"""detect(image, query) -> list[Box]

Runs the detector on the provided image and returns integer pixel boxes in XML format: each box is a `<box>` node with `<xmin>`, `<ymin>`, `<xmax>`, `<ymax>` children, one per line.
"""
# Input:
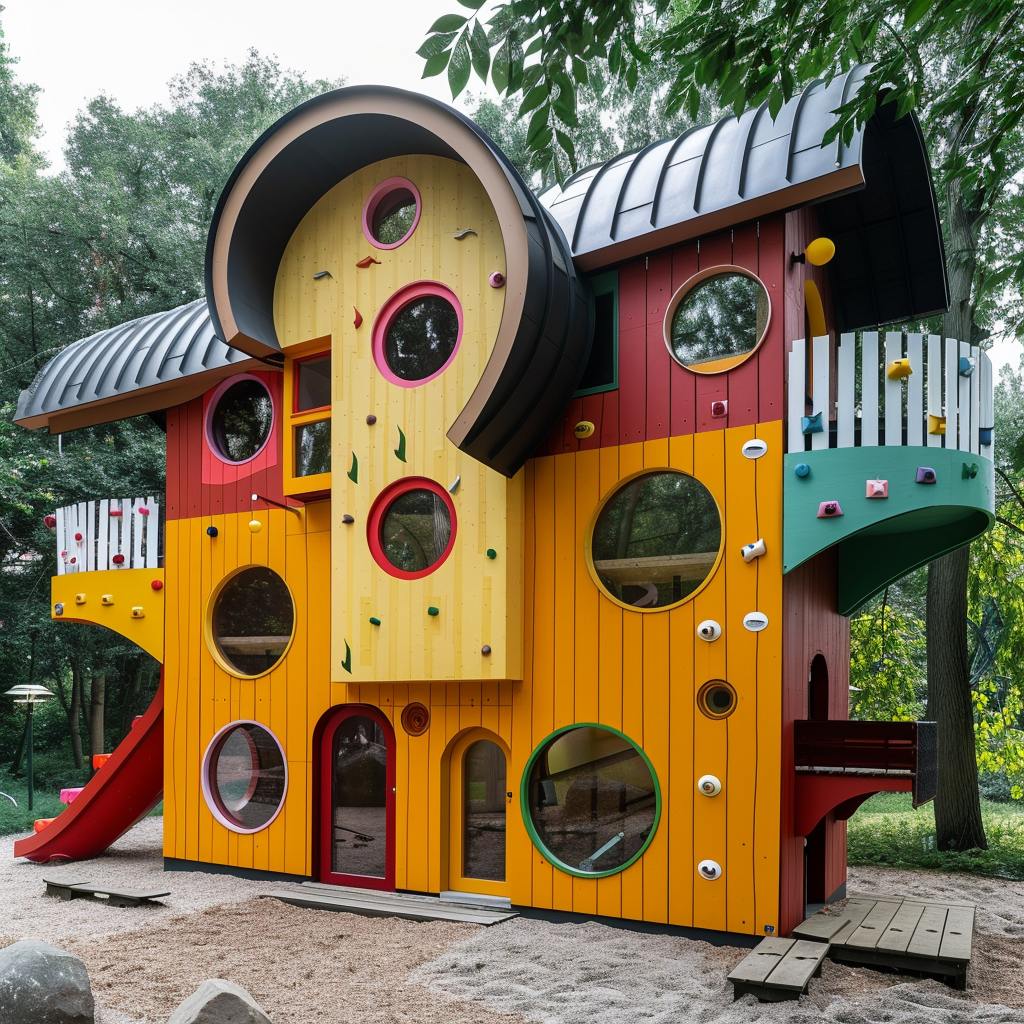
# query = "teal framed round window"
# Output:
<box><xmin>521</xmin><ymin>724</ymin><xmax>661</xmax><ymax>878</ymax></box>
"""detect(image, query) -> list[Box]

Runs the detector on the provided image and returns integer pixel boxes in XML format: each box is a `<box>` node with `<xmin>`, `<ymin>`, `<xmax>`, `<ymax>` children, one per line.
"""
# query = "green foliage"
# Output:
<box><xmin>848</xmin><ymin>792</ymin><xmax>1024</xmax><ymax>878</ymax></box>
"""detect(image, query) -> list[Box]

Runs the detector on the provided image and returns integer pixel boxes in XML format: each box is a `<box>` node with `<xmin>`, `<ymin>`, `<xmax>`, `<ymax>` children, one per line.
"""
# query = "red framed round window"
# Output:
<box><xmin>362</xmin><ymin>176</ymin><xmax>421</xmax><ymax>250</ymax></box>
<box><xmin>372</xmin><ymin>282</ymin><xmax>463</xmax><ymax>387</ymax></box>
<box><xmin>367</xmin><ymin>478</ymin><xmax>457</xmax><ymax>579</ymax></box>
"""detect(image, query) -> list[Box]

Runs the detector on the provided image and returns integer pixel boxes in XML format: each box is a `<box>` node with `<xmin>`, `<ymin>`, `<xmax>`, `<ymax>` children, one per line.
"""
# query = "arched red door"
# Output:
<box><xmin>318</xmin><ymin>705</ymin><xmax>396</xmax><ymax>890</ymax></box>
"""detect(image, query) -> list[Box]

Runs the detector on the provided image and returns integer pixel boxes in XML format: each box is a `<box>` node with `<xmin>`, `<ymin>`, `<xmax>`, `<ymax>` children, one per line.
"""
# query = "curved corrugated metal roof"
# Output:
<box><xmin>15</xmin><ymin>299</ymin><xmax>258</xmax><ymax>431</ymax></box>
<box><xmin>538</xmin><ymin>67</ymin><xmax>949</xmax><ymax>331</ymax></box>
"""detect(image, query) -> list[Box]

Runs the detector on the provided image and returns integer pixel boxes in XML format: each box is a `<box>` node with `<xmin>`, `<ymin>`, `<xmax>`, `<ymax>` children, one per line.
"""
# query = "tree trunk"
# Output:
<box><xmin>926</xmin><ymin>546</ymin><xmax>987</xmax><ymax>849</ymax></box>
<box><xmin>89</xmin><ymin>672</ymin><xmax>106</xmax><ymax>763</ymax></box>
<box><xmin>68</xmin><ymin>658</ymin><xmax>84</xmax><ymax>770</ymax></box>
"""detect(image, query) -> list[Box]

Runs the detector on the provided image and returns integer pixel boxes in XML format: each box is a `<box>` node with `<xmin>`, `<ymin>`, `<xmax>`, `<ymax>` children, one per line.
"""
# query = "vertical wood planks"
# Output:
<box><xmin>836</xmin><ymin>334</ymin><xmax>855</xmax><ymax>449</ymax></box>
<box><xmin>884</xmin><ymin>333</ymin><xmax>903</xmax><ymax>447</ymax></box>
<box><xmin>970</xmin><ymin>345</ymin><xmax>981</xmax><ymax>455</ymax></box>
<box><xmin>787</xmin><ymin>340</ymin><xmax>805</xmax><ymax>453</ymax></box>
<box><xmin>906</xmin><ymin>334</ymin><xmax>923</xmax><ymax>447</ymax></box>
<box><xmin>861</xmin><ymin>332</ymin><xmax>878</xmax><ymax>446</ymax></box>
<box><xmin>979</xmin><ymin>350</ymin><xmax>993</xmax><ymax>452</ymax></box>
<box><xmin>958</xmin><ymin>340</ymin><xmax>972</xmax><ymax>453</ymax></box>
<box><xmin>927</xmin><ymin>335</ymin><xmax>943</xmax><ymax>449</ymax></box>
<box><xmin>810</xmin><ymin>335</ymin><xmax>830</xmax><ymax>451</ymax></box>
<box><xmin>944</xmin><ymin>336</ymin><xmax>958</xmax><ymax>448</ymax></box>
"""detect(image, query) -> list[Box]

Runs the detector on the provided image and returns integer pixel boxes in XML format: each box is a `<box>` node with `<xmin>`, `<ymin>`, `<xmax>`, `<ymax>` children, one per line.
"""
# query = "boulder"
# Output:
<box><xmin>166</xmin><ymin>979</ymin><xmax>273</xmax><ymax>1024</ymax></box>
<box><xmin>0</xmin><ymin>938</ymin><xmax>94</xmax><ymax>1024</ymax></box>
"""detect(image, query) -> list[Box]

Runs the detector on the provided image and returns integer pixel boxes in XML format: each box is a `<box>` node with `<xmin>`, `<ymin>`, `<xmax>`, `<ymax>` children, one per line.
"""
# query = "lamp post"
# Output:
<box><xmin>5</xmin><ymin>684</ymin><xmax>54</xmax><ymax>812</ymax></box>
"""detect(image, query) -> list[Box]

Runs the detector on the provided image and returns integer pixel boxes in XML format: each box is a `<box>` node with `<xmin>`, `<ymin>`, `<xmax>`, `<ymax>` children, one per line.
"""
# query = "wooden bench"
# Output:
<box><xmin>728</xmin><ymin>937</ymin><xmax>829</xmax><ymax>1001</ymax></box>
<box><xmin>43</xmin><ymin>880</ymin><xmax>170</xmax><ymax>908</ymax></box>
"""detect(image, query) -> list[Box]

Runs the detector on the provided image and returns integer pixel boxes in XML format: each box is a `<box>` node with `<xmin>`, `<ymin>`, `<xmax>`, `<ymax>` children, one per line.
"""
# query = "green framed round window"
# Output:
<box><xmin>521</xmin><ymin>724</ymin><xmax>661</xmax><ymax>878</ymax></box>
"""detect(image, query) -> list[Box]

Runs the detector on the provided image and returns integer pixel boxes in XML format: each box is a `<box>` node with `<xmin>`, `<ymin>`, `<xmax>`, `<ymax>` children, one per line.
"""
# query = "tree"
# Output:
<box><xmin>420</xmin><ymin>1</ymin><xmax>1024</xmax><ymax>851</ymax></box>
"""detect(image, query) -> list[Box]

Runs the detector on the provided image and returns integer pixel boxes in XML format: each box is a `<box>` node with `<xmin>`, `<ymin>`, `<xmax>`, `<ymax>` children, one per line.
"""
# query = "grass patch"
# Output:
<box><xmin>848</xmin><ymin>792</ymin><xmax>1024</xmax><ymax>878</ymax></box>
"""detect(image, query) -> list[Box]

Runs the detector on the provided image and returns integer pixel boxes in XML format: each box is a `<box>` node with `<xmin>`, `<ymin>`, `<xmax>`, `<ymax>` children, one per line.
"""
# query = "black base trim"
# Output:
<box><xmin>163</xmin><ymin>857</ymin><xmax>310</xmax><ymax>884</ymax></box>
<box><xmin>825</xmin><ymin>881</ymin><xmax>847</xmax><ymax>905</ymax></box>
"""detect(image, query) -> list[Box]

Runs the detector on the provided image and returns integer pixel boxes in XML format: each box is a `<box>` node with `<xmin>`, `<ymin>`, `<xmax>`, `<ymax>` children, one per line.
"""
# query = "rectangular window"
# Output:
<box><xmin>284</xmin><ymin>345</ymin><xmax>331</xmax><ymax>495</ymax></box>
<box><xmin>574</xmin><ymin>270</ymin><xmax>618</xmax><ymax>397</ymax></box>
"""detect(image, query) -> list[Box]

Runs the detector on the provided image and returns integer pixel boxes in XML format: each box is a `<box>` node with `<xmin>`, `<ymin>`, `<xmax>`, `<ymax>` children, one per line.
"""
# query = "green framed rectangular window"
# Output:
<box><xmin>574</xmin><ymin>270</ymin><xmax>618</xmax><ymax>397</ymax></box>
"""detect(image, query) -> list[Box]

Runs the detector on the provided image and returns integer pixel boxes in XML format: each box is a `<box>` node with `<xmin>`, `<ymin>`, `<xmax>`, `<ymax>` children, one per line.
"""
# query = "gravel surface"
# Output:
<box><xmin>3</xmin><ymin>819</ymin><xmax>1022</xmax><ymax>1023</ymax></box>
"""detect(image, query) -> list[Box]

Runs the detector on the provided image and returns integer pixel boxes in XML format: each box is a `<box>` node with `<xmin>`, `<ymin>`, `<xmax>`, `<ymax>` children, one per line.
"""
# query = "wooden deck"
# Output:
<box><xmin>793</xmin><ymin>894</ymin><xmax>974</xmax><ymax>988</ymax></box>
<box><xmin>728</xmin><ymin>937</ymin><xmax>829</xmax><ymax>1001</ymax></box>
<box><xmin>263</xmin><ymin>882</ymin><xmax>518</xmax><ymax>926</ymax></box>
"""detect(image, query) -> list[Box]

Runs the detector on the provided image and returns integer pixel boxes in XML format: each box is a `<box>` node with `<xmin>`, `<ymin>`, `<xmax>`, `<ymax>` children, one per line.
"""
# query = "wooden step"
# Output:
<box><xmin>728</xmin><ymin>937</ymin><xmax>828</xmax><ymax>1002</ymax></box>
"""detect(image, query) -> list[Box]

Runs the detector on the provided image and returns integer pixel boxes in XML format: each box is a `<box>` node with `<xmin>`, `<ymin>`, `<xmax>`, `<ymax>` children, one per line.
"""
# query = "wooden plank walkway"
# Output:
<box><xmin>793</xmin><ymin>894</ymin><xmax>974</xmax><ymax>989</ymax></box>
<box><xmin>263</xmin><ymin>883</ymin><xmax>518</xmax><ymax>926</ymax></box>
<box><xmin>728</xmin><ymin>937</ymin><xmax>829</xmax><ymax>1001</ymax></box>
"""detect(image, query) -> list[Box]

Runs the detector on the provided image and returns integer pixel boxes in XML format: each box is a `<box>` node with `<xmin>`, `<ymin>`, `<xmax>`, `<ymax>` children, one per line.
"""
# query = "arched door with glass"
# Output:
<box><xmin>319</xmin><ymin>706</ymin><xmax>395</xmax><ymax>890</ymax></box>
<box><xmin>449</xmin><ymin>731</ymin><xmax>510</xmax><ymax>898</ymax></box>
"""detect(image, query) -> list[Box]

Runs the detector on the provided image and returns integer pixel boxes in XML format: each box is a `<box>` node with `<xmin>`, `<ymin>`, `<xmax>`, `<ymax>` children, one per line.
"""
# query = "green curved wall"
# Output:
<box><xmin>783</xmin><ymin>446</ymin><xmax>994</xmax><ymax>614</ymax></box>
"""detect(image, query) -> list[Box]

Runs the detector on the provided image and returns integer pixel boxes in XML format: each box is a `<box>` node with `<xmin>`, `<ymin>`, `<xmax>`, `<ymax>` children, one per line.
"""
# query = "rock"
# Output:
<box><xmin>166</xmin><ymin>979</ymin><xmax>273</xmax><ymax>1024</ymax></box>
<box><xmin>0</xmin><ymin>938</ymin><xmax>94</xmax><ymax>1024</ymax></box>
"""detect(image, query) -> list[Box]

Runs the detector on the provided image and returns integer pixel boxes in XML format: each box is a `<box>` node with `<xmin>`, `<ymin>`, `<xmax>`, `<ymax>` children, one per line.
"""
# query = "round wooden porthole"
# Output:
<box><xmin>205</xmin><ymin>374</ymin><xmax>274</xmax><ymax>465</ymax></box>
<box><xmin>585</xmin><ymin>469</ymin><xmax>723</xmax><ymax>612</ymax></box>
<box><xmin>521</xmin><ymin>723</ymin><xmax>661</xmax><ymax>879</ymax></box>
<box><xmin>362</xmin><ymin>176</ymin><xmax>421</xmax><ymax>249</ymax></box>
<box><xmin>367</xmin><ymin>477</ymin><xmax>457</xmax><ymax>580</ymax></box>
<box><xmin>664</xmin><ymin>266</ymin><xmax>771</xmax><ymax>374</ymax></box>
<box><xmin>401</xmin><ymin>702</ymin><xmax>430</xmax><ymax>736</ymax></box>
<box><xmin>371</xmin><ymin>282</ymin><xmax>463</xmax><ymax>387</ymax></box>
<box><xmin>201</xmin><ymin>721</ymin><xmax>288</xmax><ymax>834</ymax></box>
<box><xmin>697</xmin><ymin>680</ymin><xmax>737</xmax><ymax>720</ymax></box>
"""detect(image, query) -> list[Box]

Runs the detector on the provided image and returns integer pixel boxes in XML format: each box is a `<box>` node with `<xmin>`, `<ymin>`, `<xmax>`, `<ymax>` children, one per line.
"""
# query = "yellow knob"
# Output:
<box><xmin>804</xmin><ymin>237</ymin><xmax>835</xmax><ymax>266</ymax></box>
<box><xmin>249</xmin><ymin>519</ymin><xmax>262</xmax><ymax>533</ymax></box>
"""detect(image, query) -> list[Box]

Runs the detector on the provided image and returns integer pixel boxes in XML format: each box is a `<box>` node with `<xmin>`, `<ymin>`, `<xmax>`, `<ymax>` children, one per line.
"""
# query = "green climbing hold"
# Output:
<box><xmin>427</xmin><ymin>606</ymin><xmax>439</xmax><ymax>617</ymax></box>
<box><xmin>369</xmin><ymin>616</ymin><xmax>381</xmax><ymax>626</ymax></box>
<box><xmin>341</xmin><ymin>640</ymin><xmax>352</xmax><ymax>673</ymax></box>
<box><xmin>347</xmin><ymin>453</ymin><xmax>358</xmax><ymax>483</ymax></box>
<box><xmin>394</xmin><ymin>426</ymin><xmax>407</xmax><ymax>463</ymax></box>
<box><xmin>486</xmin><ymin>548</ymin><xmax>497</xmax><ymax>560</ymax></box>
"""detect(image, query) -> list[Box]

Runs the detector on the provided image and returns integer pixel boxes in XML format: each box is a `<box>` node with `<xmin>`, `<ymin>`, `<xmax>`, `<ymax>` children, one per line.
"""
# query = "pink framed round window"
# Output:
<box><xmin>201</xmin><ymin>721</ymin><xmax>288</xmax><ymax>834</ymax></box>
<box><xmin>372</xmin><ymin>282</ymin><xmax>463</xmax><ymax>387</ymax></box>
<box><xmin>205</xmin><ymin>374</ymin><xmax>274</xmax><ymax>465</ymax></box>
<box><xmin>362</xmin><ymin>177</ymin><xmax>421</xmax><ymax>249</ymax></box>
<box><xmin>367</xmin><ymin>478</ymin><xmax>457</xmax><ymax>580</ymax></box>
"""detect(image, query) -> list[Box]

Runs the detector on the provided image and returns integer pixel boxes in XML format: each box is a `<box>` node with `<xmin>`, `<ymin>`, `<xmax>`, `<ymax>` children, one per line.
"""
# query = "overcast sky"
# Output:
<box><xmin>4</xmin><ymin>0</ymin><xmax>1020</xmax><ymax>370</ymax></box>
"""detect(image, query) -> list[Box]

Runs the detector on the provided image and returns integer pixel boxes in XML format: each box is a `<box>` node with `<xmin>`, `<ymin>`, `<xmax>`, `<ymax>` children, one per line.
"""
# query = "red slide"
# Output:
<box><xmin>14</xmin><ymin>680</ymin><xmax>163</xmax><ymax>863</ymax></box>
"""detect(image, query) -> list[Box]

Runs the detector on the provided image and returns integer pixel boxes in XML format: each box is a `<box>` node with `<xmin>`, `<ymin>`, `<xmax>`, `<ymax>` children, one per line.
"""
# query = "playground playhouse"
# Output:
<box><xmin>14</xmin><ymin>70</ymin><xmax>995</xmax><ymax>939</ymax></box>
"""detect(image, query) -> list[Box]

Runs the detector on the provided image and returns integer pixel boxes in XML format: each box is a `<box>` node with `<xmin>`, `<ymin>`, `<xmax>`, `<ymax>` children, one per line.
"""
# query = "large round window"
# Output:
<box><xmin>362</xmin><ymin>177</ymin><xmax>421</xmax><ymax>249</ymax></box>
<box><xmin>202</xmin><ymin>722</ymin><xmax>287</xmax><ymax>833</ymax></box>
<box><xmin>208</xmin><ymin>567</ymin><xmax>295</xmax><ymax>677</ymax></box>
<box><xmin>207</xmin><ymin>377</ymin><xmax>274</xmax><ymax>463</ymax></box>
<box><xmin>667</xmin><ymin>269</ymin><xmax>770</xmax><ymax>373</ymax></box>
<box><xmin>368</xmin><ymin>478</ymin><xmax>456</xmax><ymax>579</ymax></box>
<box><xmin>523</xmin><ymin>725</ymin><xmax>660</xmax><ymax>878</ymax></box>
<box><xmin>373</xmin><ymin>284</ymin><xmax>462</xmax><ymax>386</ymax></box>
<box><xmin>589</xmin><ymin>471</ymin><xmax>722</xmax><ymax>610</ymax></box>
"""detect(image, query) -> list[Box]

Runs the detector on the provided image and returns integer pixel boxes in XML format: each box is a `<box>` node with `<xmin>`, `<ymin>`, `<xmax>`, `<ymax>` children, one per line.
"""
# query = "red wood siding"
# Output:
<box><xmin>166</xmin><ymin>370</ymin><xmax>288</xmax><ymax>521</ymax></box>
<box><xmin>537</xmin><ymin>215</ymin><xmax>788</xmax><ymax>457</ymax></box>
<box><xmin>780</xmin><ymin>548</ymin><xmax>850</xmax><ymax>934</ymax></box>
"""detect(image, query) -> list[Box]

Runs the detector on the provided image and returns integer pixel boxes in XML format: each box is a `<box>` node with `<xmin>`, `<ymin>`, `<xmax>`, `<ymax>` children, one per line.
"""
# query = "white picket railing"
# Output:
<box><xmin>787</xmin><ymin>332</ymin><xmax>994</xmax><ymax>455</ymax></box>
<box><xmin>55</xmin><ymin>497</ymin><xmax>161</xmax><ymax>575</ymax></box>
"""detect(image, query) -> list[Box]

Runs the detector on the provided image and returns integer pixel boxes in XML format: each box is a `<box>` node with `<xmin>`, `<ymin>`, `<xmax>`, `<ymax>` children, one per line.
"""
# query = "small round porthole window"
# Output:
<box><xmin>208</xmin><ymin>567</ymin><xmax>295</xmax><ymax>677</ymax></box>
<box><xmin>698</xmin><ymin>680</ymin><xmax>737</xmax><ymax>720</ymax></box>
<box><xmin>667</xmin><ymin>268</ymin><xmax>770</xmax><ymax>373</ymax></box>
<box><xmin>202</xmin><ymin>722</ymin><xmax>287</xmax><ymax>833</ymax></box>
<box><xmin>373</xmin><ymin>283</ymin><xmax>462</xmax><ymax>387</ymax></box>
<box><xmin>523</xmin><ymin>725</ymin><xmax>660</xmax><ymax>878</ymax></box>
<box><xmin>589</xmin><ymin>471</ymin><xmax>722</xmax><ymax>610</ymax></box>
<box><xmin>368</xmin><ymin>478</ymin><xmax>457</xmax><ymax>580</ymax></box>
<box><xmin>207</xmin><ymin>376</ymin><xmax>274</xmax><ymax>464</ymax></box>
<box><xmin>362</xmin><ymin>177</ymin><xmax>421</xmax><ymax>249</ymax></box>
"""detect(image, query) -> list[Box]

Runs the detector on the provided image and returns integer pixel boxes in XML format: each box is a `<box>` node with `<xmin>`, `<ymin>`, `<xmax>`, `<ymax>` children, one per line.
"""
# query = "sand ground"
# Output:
<box><xmin>2</xmin><ymin>818</ymin><xmax>1022</xmax><ymax>1024</ymax></box>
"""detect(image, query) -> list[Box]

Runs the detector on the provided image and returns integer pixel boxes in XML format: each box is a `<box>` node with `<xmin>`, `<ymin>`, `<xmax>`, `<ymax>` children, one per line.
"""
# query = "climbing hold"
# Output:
<box><xmin>138</xmin><ymin>507</ymin><xmax>150</xmax><ymax>516</ymax></box>
<box><xmin>347</xmin><ymin>453</ymin><xmax>359</xmax><ymax>483</ymax></box>
<box><xmin>743</xmin><ymin>611</ymin><xmax>769</xmax><ymax>631</ymax></box>
<box><xmin>886</xmin><ymin>359</ymin><xmax>913</xmax><ymax>379</ymax></box>
<box><xmin>697</xmin><ymin>775</ymin><xmax>722</xmax><ymax>797</ymax></box>
<box><xmin>980</xmin><ymin>427</ymin><xmax>993</xmax><ymax>445</ymax></box>
<box><xmin>341</xmin><ymin>640</ymin><xmax>352</xmax><ymax>674</ymax></box>
<box><xmin>131</xmin><ymin>607</ymin><xmax>145</xmax><ymax>619</ymax></box>
<box><xmin>44</xmin><ymin>514</ymin><xmax>56</xmax><ymax>530</ymax></box>
<box><xmin>697</xmin><ymin>620</ymin><xmax>722</xmax><ymax>642</ymax></box>
<box><xmin>573</xmin><ymin>421</ymin><xmax>595</xmax><ymax>438</ymax></box>
<box><xmin>697</xmin><ymin>859</ymin><xmax>723</xmax><ymax>880</ymax></box>
<box><xmin>801</xmin><ymin>412</ymin><xmax>823</xmax><ymax>434</ymax></box>
<box><xmin>75</xmin><ymin>594</ymin><xmax>86</xmax><ymax>605</ymax></box>
<box><xmin>481</xmin><ymin>645</ymin><xmax>492</xmax><ymax>655</ymax></box>
<box><xmin>803</xmin><ymin>237</ymin><xmax>836</xmax><ymax>266</ymax></box>
<box><xmin>928</xmin><ymin>414</ymin><xmax>946</xmax><ymax>436</ymax></box>
<box><xmin>111</xmin><ymin>553</ymin><xmax>125</xmax><ymax>565</ymax></box>
<box><xmin>817</xmin><ymin>500</ymin><xmax>843</xmax><ymax>518</ymax></box>
<box><xmin>151</xmin><ymin>580</ymin><xmax>163</xmax><ymax>591</ymax></box>
<box><xmin>109</xmin><ymin>508</ymin><xmax>123</xmax><ymax>517</ymax></box>
<box><xmin>353</xmin><ymin>307</ymin><xmax>363</xmax><ymax>328</ymax></box>
<box><xmin>206</xmin><ymin>526</ymin><xmax>219</xmax><ymax>537</ymax></box>
<box><xmin>489</xmin><ymin>271</ymin><xmax>505</xmax><ymax>288</ymax></box>
<box><xmin>248</xmin><ymin>519</ymin><xmax>262</xmax><ymax>533</ymax></box>
<box><xmin>962</xmin><ymin>462</ymin><xmax>979</xmax><ymax>480</ymax></box>
<box><xmin>394</xmin><ymin>426</ymin><xmax>407</xmax><ymax>463</ymax></box>
<box><xmin>369</xmin><ymin>616</ymin><xmax>381</xmax><ymax>626</ymax></box>
<box><xmin>741</xmin><ymin>439</ymin><xmax>767</xmax><ymax>459</ymax></box>
<box><xmin>916</xmin><ymin>467</ymin><xmax>937</xmax><ymax>484</ymax></box>
<box><xmin>959</xmin><ymin>355</ymin><xmax>975</xmax><ymax>377</ymax></box>
<box><xmin>356</xmin><ymin>255</ymin><xmax>381</xmax><ymax>268</ymax></box>
<box><xmin>795</xmin><ymin>463</ymin><xmax>811</xmax><ymax>478</ymax></box>
<box><xmin>711</xmin><ymin>400</ymin><xmax>728</xmax><ymax>418</ymax></box>
<box><xmin>449</xmin><ymin>475</ymin><xmax>461</xmax><ymax>494</ymax></box>
<box><xmin>74</xmin><ymin>532</ymin><xmax>83</xmax><ymax>542</ymax></box>
<box><xmin>53</xmin><ymin>603</ymin><xmax>63</xmax><ymax>616</ymax></box>
<box><xmin>101</xmin><ymin>595</ymin><xmax>114</xmax><ymax>606</ymax></box>
<box><xmin>313</xmin><ymin>270</ymin><xmax>332</xmax><ymax>280</ymax></box>
<box><xmin>366</xmin><ymin>414</ymin><xmax>377</xmax><ymax>425</ymax></box>
<box><xmin>741</xmin><ymin>538</ymin><xmax>766</xmax><ymax>562</ymax></box>
<box><xmin>486</xmin><ymin>548</ymin><xmax>497</xmax><ymax>560</ymax></box>
<box><xmin>453</xmin><ymin>228</ymin><xmax>478</xmax><ymax>239</ymax></box>
<box><xmin>865</xmin><ymin>479</ymin><xmax>888</xmax><ymax>498</ymax></box>
<box><xmin>342</xmin><ymin>514</ymin><xmax>355</xmax><ymax>524</ymax></box>
<box><xmin>427</xmin><ymin>606</ymin><xmax>440</xmax><ymax>617</ymax></box>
